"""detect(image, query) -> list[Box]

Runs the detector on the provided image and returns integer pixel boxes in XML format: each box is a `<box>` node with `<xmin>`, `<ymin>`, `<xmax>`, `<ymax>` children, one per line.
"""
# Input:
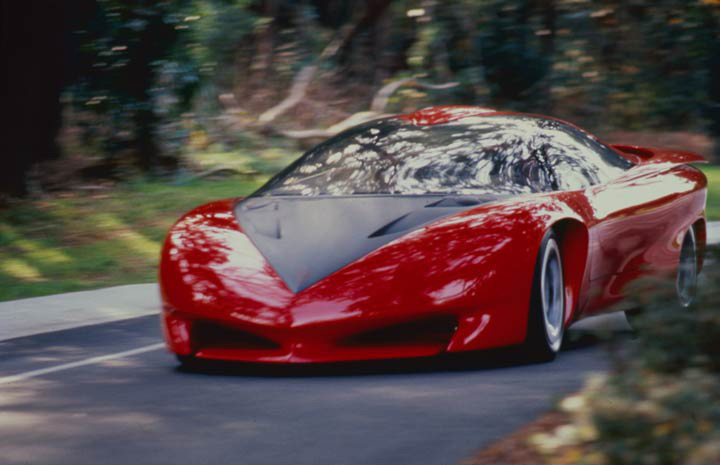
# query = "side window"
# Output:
<box><xmin>483</xmin><ymin>128</ymin><xmax>554</xmax><ymax>193</ymax></box>
<box><xmin>520</xmin><ymin>149</ymin><xmax>555</xmax><ymax>192</ymax></box>
<box><xmin>542</xmin><ymin>139</ymin><xmax>598</xmax><ymax>190</ymax></box>
<box><xmin>540</xmin><ymin>123</ymin><xmax>630</xmax><ymax>190</ymax></box>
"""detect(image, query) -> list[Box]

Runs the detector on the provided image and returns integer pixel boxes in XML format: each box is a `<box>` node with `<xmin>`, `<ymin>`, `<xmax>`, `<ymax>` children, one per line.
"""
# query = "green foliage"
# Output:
<box><xmin>540</xmin><ymin>367</ymin><xmax>720</xmax><ymax>464</ymax></box>
<box><xmin>50</xmin><ymin>0</ymin><xmax>720</xmax><ymax>190</ymax></box>
<box><xmin>0</xmin><ymin>176</ymin><xmax>267</xmax><ymax>301</ymax></box>
<box><xmin>481</xmin><ymin>1</ymin><xmax>551</xmax><ymax>102</ymax></box>
<box><xmin>538</xmin><ymin>240</ymin><xmax>720</xmax><ymax>464</ymax></box>
<box><xmin>186</xmin><ymin>0</ymin><xmax>257</xmax><ymax>88</ymax></box>
<box><xmin>69</xmin><ymin>0</ymin><xmax>199</xmax><ymax>168</ymax></box>
<box><xmin>703</xmin><ymin>165</ymin><xmax>720</xmax><ymax>220</ymax></box>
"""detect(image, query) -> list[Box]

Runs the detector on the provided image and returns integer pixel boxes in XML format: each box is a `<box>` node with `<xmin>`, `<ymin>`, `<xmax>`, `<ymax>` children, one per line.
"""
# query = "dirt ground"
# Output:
<box><xmin>465</xmin><ymin>411</ymin><xmax>571</xmax><ymax>465</ymax></box>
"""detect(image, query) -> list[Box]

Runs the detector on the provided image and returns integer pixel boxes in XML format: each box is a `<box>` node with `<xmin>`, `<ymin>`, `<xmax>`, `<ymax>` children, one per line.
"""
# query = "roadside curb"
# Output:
<box><xmin>0</xmin><ymin>283</ymin><xmax>159</xmax><ymax>341</ymax></box>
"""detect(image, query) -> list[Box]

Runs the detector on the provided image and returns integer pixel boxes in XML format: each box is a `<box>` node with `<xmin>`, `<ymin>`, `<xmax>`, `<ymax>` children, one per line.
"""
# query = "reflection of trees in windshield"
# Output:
<box><xmin>254</xmin><ymin>115</ymin><xmax>632</xmax><ymax>197</ymax></box>
<box><xmin>535</xmin><ymin>118</ymin><xmax>633</xmax><ymax>190</ymax></box>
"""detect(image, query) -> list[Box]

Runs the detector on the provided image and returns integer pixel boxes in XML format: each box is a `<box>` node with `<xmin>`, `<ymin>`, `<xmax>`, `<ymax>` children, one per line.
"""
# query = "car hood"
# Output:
<box><xmin>234</xmin><ymin>195</ymin><xmax>501</xmax><ymax>292</ymax></box>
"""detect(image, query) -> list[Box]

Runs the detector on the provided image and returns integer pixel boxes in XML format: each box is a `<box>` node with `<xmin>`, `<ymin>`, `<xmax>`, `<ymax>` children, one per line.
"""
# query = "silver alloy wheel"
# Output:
<box><xmin>540</xmin><ymin>238</ymin><xmax>565</xmax><ymax>352</ymax></box>
<box><xmin>676</xmin><ymin>227</ymin><xmax>698</xmax><ymax>308</ymax></box>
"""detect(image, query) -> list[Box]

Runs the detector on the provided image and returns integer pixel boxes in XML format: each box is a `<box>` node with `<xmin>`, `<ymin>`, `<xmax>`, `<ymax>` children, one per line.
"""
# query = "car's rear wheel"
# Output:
<box><xmin>625</xmin><ymin>226</ymin><xmax>699</xmax><ymax>330</ymax></box>
<box><xmin>676</xmin><ymin>226</ymin><xmax>698</xmax><ymax>308</ymax></box>
<box><xmin>523</xmin><ymin>231</ymin><xmax>565</xmax><ymax>362</ymax></box>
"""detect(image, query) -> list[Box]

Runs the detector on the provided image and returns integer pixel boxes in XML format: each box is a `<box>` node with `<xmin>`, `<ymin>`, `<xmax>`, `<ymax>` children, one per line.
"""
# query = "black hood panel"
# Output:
<box><xmin>235</xmin><ymin>195</ymin><xmax>497</xmax><ymax>293</ymax></box>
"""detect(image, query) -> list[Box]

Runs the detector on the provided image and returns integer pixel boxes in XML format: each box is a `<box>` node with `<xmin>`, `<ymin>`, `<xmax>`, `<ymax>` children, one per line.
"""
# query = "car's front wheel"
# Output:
<box><xmin>176</xmin><ymin>354</ymin><xmax>202</xmax><ymax>370</ymax></box>
<box><xmin>523</xmin><ymin>231</ymin><xmax>565</xmax><ymax>362</ymax></box>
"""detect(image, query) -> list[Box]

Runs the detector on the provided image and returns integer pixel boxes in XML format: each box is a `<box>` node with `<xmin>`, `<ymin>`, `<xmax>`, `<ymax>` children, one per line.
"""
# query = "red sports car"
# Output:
<box><xmin>160</xmin><ymin>106</ymin><xmax>707</xmax><ymax>365</ymax></box>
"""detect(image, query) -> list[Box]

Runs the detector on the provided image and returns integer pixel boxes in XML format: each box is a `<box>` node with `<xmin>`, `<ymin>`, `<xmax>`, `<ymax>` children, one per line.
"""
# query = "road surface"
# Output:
<box><xmin>0</xmin><ymin>223</ymin><xmax>716</xmax><ymax>464</ymax></box>
<box><xmin>0</xmin><ymin>313</ymin><xmax>623</xmax><ymax>464</ymax></box>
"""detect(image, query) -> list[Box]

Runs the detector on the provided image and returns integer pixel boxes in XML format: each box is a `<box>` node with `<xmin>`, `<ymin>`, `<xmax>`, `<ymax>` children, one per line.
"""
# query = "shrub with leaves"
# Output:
<box><xmin>536</xmin><ymin>247</ymin><xmax>720</xmax><ymax>464</ymax></box>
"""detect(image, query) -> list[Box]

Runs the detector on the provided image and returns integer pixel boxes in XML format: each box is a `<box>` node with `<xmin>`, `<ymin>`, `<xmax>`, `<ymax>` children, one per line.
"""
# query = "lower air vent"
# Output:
<box><xmin>193</xmin><ymin>321</ymin><xmax>280</xmax><ymax>350</ymax></box>
<box><xmin>341</xmin><ymin>315</ymin><xmax>457</xmax><ymax>347</ymax></box>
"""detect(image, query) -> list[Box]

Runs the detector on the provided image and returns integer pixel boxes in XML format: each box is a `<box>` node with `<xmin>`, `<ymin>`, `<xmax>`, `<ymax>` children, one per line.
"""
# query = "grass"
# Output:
<box><xmin>0</xmin><ymin>162</ymin><xmax>718</xmax><ymax>302</ymax></box>
<box><xmin>701</xmin><ymin>164</ymin><xmax>720</xmax><ymax>220</ymax></box>
<box><xmin>0</xmin><ymin>177</ymin><xmax>266</xmax><ymax>301</ymax></box>
<box><xmin>187</xmin><ymin>144</ymin><xmax>298</xmax><ymax>176</ymax></box>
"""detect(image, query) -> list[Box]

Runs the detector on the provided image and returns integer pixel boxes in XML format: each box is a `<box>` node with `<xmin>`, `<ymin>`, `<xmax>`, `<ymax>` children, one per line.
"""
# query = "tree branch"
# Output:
<box><xmin>257</xmin><ymin>1</ymin><xmax>395</xmax><ymax>125</ymax></box>
<box><xmin>278</xmin><ymin>77</ymin><xmax>459</xmax><ymax>140</ymax></box>
<box><xmin>370</xmin><ymin>78</ymin><xmax>460</xmax><ymax>112</ymax></box>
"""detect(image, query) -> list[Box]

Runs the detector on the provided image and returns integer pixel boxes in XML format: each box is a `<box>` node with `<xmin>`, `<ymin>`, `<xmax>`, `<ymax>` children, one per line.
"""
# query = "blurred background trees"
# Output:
<box><xmin>4</xmin><ymin>0</ymin><xmax>720</xmax><ymax>196</ymax></box>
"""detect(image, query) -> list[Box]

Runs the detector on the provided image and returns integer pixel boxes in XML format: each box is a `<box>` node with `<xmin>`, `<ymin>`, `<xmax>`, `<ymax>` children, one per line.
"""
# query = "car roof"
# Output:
<box><xmin>395</xmin><ymin>105</ymin><xmax>499</xmax><ymax>126</ymax></box>
<box><xmin>396</xmin><ymin>106</ymin><xmax>500</xmax><ymax>125</ymax></box>
<box><xmin>395</xmin><ymin>106</ymin><xmax>589</xmax><ymax>135</ymax></box>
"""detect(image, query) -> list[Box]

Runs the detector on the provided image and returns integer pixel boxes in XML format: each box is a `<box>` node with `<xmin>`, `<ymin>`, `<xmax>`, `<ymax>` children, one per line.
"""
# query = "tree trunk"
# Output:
<box><xmin>1</xmin><ymin>0</ymin><xmax>72</xmax><ymax>197</ymax></box>
<box><xmin>709</xmin><ymin>46</ymin><xmax>720</xmax><ymax>160</ymax></box>
<box><xmin>336</xmin><ymin>0</ymin><xmax>394</xmax><ymax>65</ymax></box>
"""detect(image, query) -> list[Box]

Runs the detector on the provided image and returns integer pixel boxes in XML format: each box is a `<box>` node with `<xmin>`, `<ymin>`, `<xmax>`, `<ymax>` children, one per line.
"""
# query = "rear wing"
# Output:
<box><xmin>611</xmin><ymin>144</ymin><xmax>707</xmax><ymax>165</ymax></box>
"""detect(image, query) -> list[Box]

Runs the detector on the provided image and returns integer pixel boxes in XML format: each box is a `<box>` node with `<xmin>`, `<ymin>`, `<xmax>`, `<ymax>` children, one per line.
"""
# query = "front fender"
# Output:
<box><xmin>441</xmin><ymin>194</ymin><xmax>587</xmax><ymax>352</ymax></box>
<box><xmin>300</xmin><ymin>193</ymin><xmax>586</xmax><ymax>353</ymax></box>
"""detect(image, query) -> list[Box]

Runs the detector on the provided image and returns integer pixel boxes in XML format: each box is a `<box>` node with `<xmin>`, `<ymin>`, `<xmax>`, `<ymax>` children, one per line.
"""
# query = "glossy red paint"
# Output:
<box><xmin>397</xmin><ymin>105</ymin><xmax>498</xmax><ymax>125</ymax></box>
<box><xmin>159</xmin><ymin>108</ymin><xmax>708</xmax><ymax>364</ymax></box>
<box><xmin>611</xmin><ymin>144</ymin><xmax>707</xmax><ymax>166</ymax></box>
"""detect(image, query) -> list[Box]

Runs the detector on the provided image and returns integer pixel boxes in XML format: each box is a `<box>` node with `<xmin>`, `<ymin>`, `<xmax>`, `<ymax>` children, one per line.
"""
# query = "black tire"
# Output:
<box><xmin>624</xmin><ymin>307</ymin><xmax>643</xmax><ymax>332</ymax></box>
<box><xmin>523</xmin><ymin>230</ymin><xmax>566</xmax><ymax>362</ymax></box>
<box><xmin>676</xmin><ymin>226</ymin><xmax>698</xmax><ymax>308</ymax></box>
<box><xmin>625</xmin><ymin>226</ymin><xmax>698</xmax><ymax>330</ymax></box>
<box><xmin>176</xmin><ymin>354</ymin><xmax>201</xmax><ymax>370</ymax></box>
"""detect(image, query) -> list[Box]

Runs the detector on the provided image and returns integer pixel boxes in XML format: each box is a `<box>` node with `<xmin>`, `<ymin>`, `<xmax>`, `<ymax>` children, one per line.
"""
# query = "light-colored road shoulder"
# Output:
<box><xmin>0</xmin><ymin>283</ymin><xmax>159</xmax><ymax>341</ymax></box>
<box><xmin>708</xmin><ymin>220</ymin><xmax>720</xmax><ymax>243</ymax></box>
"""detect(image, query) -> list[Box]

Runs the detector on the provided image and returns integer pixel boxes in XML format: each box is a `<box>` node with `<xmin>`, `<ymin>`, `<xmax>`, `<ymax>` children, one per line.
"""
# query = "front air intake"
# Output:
<box><xmin>341</xmin><ymin>315</ymin><xmax>457</xmax><ymax>348</ymax></box>
<box><xmin>193</xmin><ymin>321</ymin><xmax>280</xmax><ymax>351</ymax></box>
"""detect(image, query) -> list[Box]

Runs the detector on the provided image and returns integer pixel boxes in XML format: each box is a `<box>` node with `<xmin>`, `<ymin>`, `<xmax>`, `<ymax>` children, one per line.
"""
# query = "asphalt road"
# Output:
<box><xmin>0</xmin><ymin>313</ymin><xmax>624</xmax><ymax>465</ymax></box>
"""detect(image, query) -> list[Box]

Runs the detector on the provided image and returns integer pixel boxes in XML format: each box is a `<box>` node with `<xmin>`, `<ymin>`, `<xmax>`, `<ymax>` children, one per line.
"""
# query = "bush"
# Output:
<box><xmin>537</xmin><ymin>248</ymin><xmax>720</xmax><ymax>464</ymax></box>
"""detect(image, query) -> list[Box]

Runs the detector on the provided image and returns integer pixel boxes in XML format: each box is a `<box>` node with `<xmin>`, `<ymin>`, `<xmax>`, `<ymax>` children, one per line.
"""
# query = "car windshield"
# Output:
<box><xmin>253</xmin><ymin>115</ymin><xmax>628</xmax><ymax>197</ymax></box>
